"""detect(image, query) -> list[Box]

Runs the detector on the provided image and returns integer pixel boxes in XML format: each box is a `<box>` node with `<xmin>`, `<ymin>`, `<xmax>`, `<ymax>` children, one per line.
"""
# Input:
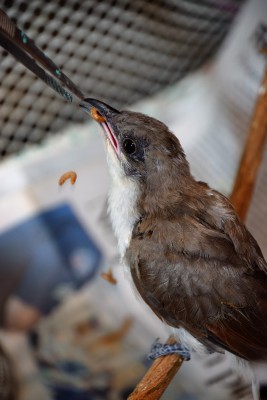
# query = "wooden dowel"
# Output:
<box><xmin>230</xmin><ymin>65</ymin><xmax>267</xmax><ymax>220</ymax></box>
<box><xmin>128</xmin><ymin>64</ymin><xmax>267</xmax><ymax>400</ymax></box>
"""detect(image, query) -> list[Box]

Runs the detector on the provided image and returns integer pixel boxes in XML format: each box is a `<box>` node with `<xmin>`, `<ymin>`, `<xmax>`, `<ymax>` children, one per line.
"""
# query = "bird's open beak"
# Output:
<box><xmin>80</xmin><ymin>98</ymin><xmax>120</xmax><ymax>154</ymax></box>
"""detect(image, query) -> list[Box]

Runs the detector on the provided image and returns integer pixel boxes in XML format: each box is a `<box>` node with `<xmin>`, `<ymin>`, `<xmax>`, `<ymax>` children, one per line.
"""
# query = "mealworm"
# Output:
<box><xmin>58</xmin><ymin>171</ymin><xmax>77</xmax><ymax>186</ymax></box>
<box><xmin>100</xmin><ymin>268</ymin><xmax>117</xmax><ymax>285</ymax></box>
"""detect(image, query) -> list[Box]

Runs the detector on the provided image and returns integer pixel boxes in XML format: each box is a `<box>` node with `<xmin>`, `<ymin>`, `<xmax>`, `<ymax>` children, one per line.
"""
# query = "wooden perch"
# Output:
<box><xmin>128</xmin><ymin>65</ymin><xmax>267</xmax><ymax>400</ymax></box>
<box><xmin>230</xmin><ymin>65</ymin><xmax>267</xmax><ymax>219</ymax></box>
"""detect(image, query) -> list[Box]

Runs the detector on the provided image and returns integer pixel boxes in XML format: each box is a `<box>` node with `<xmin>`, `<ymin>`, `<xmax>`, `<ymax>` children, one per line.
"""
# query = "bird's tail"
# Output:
<box><xmin>259</xmin><ymin>385</ymin><xmax>267</xmax><ymax>400</ymax></box>
<box><xmin>252</xmin><ymin>377</ymin><xmax>267</xmax><ymax>400</ymax></box>
<box><xmin>252</xmin><ymin>378</ymin><xmax>259</xmax><ymax>400</ymax></box>
<box><xmin>252</xmin><ymin>365</ymin><xmax>267</xmax><ymax>400</ymax></box>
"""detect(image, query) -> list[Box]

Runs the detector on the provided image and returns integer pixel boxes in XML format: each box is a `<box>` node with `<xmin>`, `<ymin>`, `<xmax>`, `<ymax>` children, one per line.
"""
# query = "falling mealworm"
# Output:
<box><xmin>100</xmin><ymin>268</ymin><xmax>117</xmax><ymax>285</ymax></box>
<box><xmin>58</xmin><ymin>171</ymin><xmax>77</xmax><ymax>186</ymax></box>
<box><xmin>91</xmin><ymin>106</ymin><xmax>105</xmax><ymax>123</ymax></box>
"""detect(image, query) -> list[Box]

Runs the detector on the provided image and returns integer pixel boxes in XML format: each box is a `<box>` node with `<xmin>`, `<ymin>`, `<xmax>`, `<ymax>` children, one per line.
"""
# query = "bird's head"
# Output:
<box><xmin>80</xmin><ymin>98</ymin><xmax>191</xmax><ymax>193</ymax></box>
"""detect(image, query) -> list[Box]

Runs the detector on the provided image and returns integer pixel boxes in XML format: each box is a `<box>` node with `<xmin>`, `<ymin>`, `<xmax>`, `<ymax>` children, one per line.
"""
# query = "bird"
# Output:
<box><xmin>80</xmin><ymin>98</ymin><xmax>267</xmax><ymax>395</ymax></box>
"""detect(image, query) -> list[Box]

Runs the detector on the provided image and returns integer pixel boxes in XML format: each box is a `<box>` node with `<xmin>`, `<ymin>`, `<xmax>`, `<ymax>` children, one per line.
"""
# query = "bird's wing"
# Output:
<box><xmin>197</xmin><ymin>189</ymin><xmax>267</xmax><ymax>273</ymax></box>
<box><xmin>127</xmin><ymin>191</ymin><xmax>267</xmax><ymax>360</ymax></box>
<box><xmin>196</xmin><ymin>190</ymin><xmax>267</xmax><ymax>359</ymax></box>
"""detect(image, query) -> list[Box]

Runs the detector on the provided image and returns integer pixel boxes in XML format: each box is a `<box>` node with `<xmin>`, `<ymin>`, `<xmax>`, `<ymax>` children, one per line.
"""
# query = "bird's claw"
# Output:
<box><xmin>148</xmin><ymin>338</ymin><xmax>191</xmax><ymax>361</ymax></box>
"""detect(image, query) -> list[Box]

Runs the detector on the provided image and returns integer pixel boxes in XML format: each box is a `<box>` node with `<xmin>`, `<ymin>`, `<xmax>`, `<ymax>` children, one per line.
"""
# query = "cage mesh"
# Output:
<box><xmin>0</xmin><ymin>0</ymin><xmax>244</xmax><ymax>157</ymax></box>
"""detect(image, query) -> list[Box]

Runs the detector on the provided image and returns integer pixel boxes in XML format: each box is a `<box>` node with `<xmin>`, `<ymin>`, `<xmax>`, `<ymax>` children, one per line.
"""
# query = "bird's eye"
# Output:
<box><xmin>123</xmin><ymin>138</ymin><xmax>136</xmax><ymax>155</ymax></box>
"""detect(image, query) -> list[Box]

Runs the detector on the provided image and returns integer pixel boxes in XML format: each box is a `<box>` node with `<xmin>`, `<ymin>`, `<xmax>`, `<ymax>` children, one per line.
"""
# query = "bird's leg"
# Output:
<box><xmin>148</xmin><ymin>338</ymin><xmax>191</xmax><ymax>361</ymax></box>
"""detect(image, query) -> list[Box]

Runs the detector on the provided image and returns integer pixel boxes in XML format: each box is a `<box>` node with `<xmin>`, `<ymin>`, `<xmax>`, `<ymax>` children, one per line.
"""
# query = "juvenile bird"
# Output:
<box><xmin>81</xmin><ymin>98</ymin><xmax>267</xmax><ymax>390</ymax></box>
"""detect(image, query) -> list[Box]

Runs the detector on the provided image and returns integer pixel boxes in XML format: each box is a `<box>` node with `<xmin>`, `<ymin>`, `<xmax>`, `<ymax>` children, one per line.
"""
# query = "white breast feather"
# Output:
<box><xmin>106</xmin><ymin>144</ymin><xmax>140</xmax><ymax>257</ymax></box>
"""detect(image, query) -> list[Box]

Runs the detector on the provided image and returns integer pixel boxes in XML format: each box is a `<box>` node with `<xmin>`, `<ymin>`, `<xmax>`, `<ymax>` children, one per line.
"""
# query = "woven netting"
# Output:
<box><xmin>0</xmin><ymin>0</ymin><xmax>244</xmax><ymax>157</ymax></box>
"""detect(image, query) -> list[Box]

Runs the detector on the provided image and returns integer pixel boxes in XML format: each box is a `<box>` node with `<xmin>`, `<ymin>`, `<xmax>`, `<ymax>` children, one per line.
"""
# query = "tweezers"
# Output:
<box><xmin>0</xmin><ymin>8</ymin><xmax>84</xmax><ymax>105</ymax></box>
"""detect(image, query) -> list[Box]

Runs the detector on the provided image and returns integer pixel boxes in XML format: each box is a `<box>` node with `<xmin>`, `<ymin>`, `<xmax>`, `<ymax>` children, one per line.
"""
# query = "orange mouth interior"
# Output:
<box><xmin>90</xmin><ymin>107</ymin><xmax>106</xmax><ymax>123</ymax></box>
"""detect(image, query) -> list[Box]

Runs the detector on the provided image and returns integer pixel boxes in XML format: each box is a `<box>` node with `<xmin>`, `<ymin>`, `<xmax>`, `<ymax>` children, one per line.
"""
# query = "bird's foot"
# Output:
<box><xmin>148</xmin><ymin>338</ymin><xmax>191</xmax><ymax>361</ymax></box>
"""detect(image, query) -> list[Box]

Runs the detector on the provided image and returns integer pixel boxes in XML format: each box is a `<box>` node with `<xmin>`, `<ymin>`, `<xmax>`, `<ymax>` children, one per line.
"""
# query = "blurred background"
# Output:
<box><xmin>0</xmin><ymin>0</ymin><xmax>266</xmax><ymax>399</ymax></box>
